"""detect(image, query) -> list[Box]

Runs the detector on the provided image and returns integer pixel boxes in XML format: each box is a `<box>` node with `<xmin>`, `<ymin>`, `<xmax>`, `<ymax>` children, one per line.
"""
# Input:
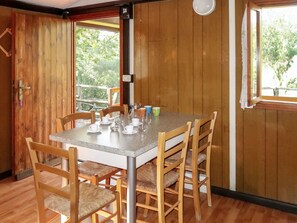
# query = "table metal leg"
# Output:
<box><xmin>127</xmin><ymin>156</ymin><xmax>136</xmax><ymax>223</ymax></box>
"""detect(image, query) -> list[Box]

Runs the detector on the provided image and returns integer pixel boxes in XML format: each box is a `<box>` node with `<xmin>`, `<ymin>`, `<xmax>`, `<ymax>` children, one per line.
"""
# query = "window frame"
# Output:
<box><xmin>247</xmin><ymin>0</ymin><xmax>297</xmax><ymax>111</ymax></box>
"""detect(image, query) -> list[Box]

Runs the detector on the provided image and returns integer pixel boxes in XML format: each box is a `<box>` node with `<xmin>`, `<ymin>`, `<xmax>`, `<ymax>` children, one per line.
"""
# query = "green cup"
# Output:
<box><xmin>152</xmin><ymin>107</ymin><xmax>160</xmax><ymax>116</ymax></box>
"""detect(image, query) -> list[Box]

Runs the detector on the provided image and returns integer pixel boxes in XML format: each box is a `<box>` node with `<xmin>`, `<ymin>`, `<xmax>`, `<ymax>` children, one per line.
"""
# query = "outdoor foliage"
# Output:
<box><xmin>76</xmin><ymin>25</ymin><xmax>120</xmax><ymax>109</ymax></box>
<box><xmin>262</xmin><ymin>18</ymin><xmax>297</xmax><ymax>96</ymax></box>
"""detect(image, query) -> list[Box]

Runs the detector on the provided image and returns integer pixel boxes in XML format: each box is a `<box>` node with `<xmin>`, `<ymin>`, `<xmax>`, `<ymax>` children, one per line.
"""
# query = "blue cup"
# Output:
<box><xmin>144</xmin><ymin>105</ymin><xmax>152</xmax><ymax>115</ymax></box>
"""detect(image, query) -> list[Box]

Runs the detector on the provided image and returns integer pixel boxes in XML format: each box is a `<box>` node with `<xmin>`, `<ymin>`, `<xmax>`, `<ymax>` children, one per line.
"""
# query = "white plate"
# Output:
<box><xmin>130</xmin><ymin>122</ymin><xmax>143</xmax><ymax>127</ymax></box>
<box><xmin>100</xmin><ymin>121</ymin><xmax>111</xmax><ymax>125</ymax></box>
<box><xmin>87</xmin><ymin>129</ymin><xmax>101</xmax><ymax>133</ymax></box>
<box><xmin>122</xmin><ymin>130</ymin><xmax>137</xmax><ymax>135</ymax></box>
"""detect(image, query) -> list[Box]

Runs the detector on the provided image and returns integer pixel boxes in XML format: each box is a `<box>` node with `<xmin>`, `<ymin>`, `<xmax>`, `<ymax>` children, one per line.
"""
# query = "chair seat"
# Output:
<box><xmin>78</xmin><ymin>160</ymin><xmax>120</xmax><ymax>178</ymax></box>
<box><xmin>45</xmin><ymin>182</ymin><xmax>116</xmax><ymax>220</ymax></box>
<box><xmin>166</xmin><ymin>151</ymin><xmax>206</xmax><ymax>169</ymax></box>
<box><xmin>122</xmin><ymin>163</ymin><xmax>179</xmax><ymax>193</ymax></box>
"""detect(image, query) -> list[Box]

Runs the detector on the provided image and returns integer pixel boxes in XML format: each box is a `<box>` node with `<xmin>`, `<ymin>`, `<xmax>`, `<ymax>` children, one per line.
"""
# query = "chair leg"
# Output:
<box><xmin>116</xmin><ymin>178</ymin><xmax>123</xmax><ymax>219</ymax></box>
<box><xmin>206</xmin><ymin>177</ymin><xmax>212</xmax><ymax>207</ymax></box>
<box><xmin>192</xmin><ymin>170</ymin><xmax>202</xmax><ymax>221</ymax></box>
<box><xmin>90</xmin><ymin>176</ymin><xmax>99</xmax><ymax>185</ymax></box>
<box><xmin>143</xmin><ymin>194</ymin><xmax>151</xmax><ymax>217</ymax></box>
<box><xmin>113</xmin><ymin>192</ymin><xmax>120</xmax><ymax>223</ymax></box>
<box><xmin>91</xmin><ymin>214</ymin><xmax>99</xmax><ymax>223</ymax></box>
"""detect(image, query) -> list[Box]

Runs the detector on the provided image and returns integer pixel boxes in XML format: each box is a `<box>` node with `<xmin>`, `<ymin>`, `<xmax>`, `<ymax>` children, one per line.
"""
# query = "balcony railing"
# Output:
<box><xmin>76</xmin><ymin>84</ymin><xmax>119</xmax><ymax>112</ymax></box>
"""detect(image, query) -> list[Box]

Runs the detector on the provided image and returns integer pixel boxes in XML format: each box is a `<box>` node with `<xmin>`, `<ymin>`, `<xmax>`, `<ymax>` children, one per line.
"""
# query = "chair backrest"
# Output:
<box><xmin>108</xmin><ymin>87</ymin><xmax>120</xmax><ymax>106</ymax></box>
<box><xmin>25</xmin><ymin>138</ymin><xmax>79</xmax><ymax>222</ymax></box>
<box><xmin>56</xmin><ymin>111</ymin><xmax>96</xmax><ymax>132</ymax></box>
<box><xmin>99</xmin><ymin>104</ymin><xmax>128</xmax><ymax>119</ymax></box>
<box><xmin>191</xmin><ymin>111</ymin><xmax>217</xmax><ymax>168</ymax></box>
<box><xmin>156</xmin><ymin>122</ymin><xmax>192</xmax><ymax>222</ymax></box>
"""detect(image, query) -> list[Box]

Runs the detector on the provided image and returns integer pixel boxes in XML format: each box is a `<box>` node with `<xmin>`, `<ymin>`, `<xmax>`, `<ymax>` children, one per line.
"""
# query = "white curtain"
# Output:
<box><xmin>240</xmin><ymin>6</ymin><xmax>253</xmax><ymax>109</ymax></box>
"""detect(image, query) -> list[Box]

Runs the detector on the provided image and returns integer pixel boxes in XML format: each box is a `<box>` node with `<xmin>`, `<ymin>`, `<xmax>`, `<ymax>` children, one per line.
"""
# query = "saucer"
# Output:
<box><xmin>122</xmin><ymin>130</ymin><xmax>137</xmax><ymax>135</ymax></box>
<box><xmin>87</xmin><ymin>129</ymin><xmax>101</xmax><ymax>133</ymax></box>
<box><xmin>130</xmin><ymin>122</ymin><xmax>142</xmax><ymax>127</ymax></box>
<box><xmin>100</xmin><ymin>121</ymin><xmax>111</xmax><ymax>125</ymax></box>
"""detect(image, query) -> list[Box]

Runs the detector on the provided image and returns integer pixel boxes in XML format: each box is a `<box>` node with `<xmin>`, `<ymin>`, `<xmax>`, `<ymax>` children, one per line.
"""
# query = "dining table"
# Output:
<box><xmin>49</xmin><ymin>111</ymin><xmax>201</xmax><ymax>223</ymax></box>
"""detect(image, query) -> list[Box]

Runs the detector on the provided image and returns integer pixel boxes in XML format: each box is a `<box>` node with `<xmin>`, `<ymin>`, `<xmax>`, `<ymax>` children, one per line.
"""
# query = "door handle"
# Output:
<box><xmin>18</xmin><ymin>80</ymin><xmax>31</xmax><ymax>107</ymax></box>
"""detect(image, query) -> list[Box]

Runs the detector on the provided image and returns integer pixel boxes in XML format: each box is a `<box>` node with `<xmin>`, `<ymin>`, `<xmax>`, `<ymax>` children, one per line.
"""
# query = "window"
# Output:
<box><xmin>247</xmin><ymin>2</ymin><xmax>297</xmax><ymax>110</ymax></box>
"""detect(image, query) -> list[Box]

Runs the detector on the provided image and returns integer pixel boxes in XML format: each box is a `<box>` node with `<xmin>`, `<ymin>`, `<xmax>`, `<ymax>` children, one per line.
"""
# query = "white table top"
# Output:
<box><xmin>49</xmin><ymin>112</ymin><xmax>201</xmax><ymax>158</ymax></box>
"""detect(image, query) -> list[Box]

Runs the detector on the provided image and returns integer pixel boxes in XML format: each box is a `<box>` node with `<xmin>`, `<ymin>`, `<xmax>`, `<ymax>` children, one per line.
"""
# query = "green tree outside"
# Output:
<box><xmin>262</xmin><ymin>18</ymin><xmax>297</xmax><ymax>96</ymax></box>
<box><xmin>76</xmin><ymin>26</ymin><xmax>120</xmax><ymax>110</ymax></box>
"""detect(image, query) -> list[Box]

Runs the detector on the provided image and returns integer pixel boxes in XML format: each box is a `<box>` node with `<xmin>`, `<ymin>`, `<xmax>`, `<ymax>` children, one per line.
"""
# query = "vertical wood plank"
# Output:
<box><xmin>235</xmin><ymin>0</ymin><xmax>247</xmax><ymax>192</ymax></box>
<box><xmin>203</xmin><ymin>0</ymin><xmax>223</xmax><ymax>186</ymax></box>
<box><xmin>0</xmin><ymin>7</ymin><xmax>12</xmax><ymax>173</ymax></box>
<box><xmin>24</xmin><ymin>14</ymin><xmax>33</xmax><ymax>169</ymax></box>
<box><xmin>221</xmin><ymin>0</ymin><xmax>230</xmax><ymax>189</ymax></box>
<box><xmin>193</xmin><ymin>8</ymin><xmax>203</xmax><ymax>115</ymax></box>
<box><xmin>277</xmin><ymin>111</ymin><xmax>297</xmax><ymax>204</ymax></box>
<box><xmin>265</xmin><ymin>110</ymin><xmax>277</xmax><ymax>199</ymax></box>
<box><xmin>148</xmin><ymin>2</ymin><xmax>160</xmax><ymax>106</ymax></box>
<box><xmin>139</xmin><ymin>4</ymin><xmax>149</xmax><ymax>105</ymax></box>
<box><xmin>243</xmin><ymin>109</ymin><xmax>266</xmax><ymax>196</ymax></box>
<box><xmin>177</xmin><ymin>0</ymin><xmax>193</xmax><ymax>114</ymax></box>
<box><xmin>134</xmin><ymin>4</ymin><xmax>142</xmax><ymax>104</ymax></box>
<box><xmin>159</xmin><ymin>0</ymin><xmax>178</xmax><ymax>112</ymax></box>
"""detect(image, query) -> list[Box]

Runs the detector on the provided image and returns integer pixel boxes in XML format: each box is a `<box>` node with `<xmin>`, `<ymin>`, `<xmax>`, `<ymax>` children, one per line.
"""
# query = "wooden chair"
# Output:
<box><xmin>56</xmin><ymin>111</ymin><xmax>121</xmax><ymax>187</ymax></box>
<box><xmin>116</xmin><ymin>122</ymin><xmax>192</xmax><ymax>223</ymax></box>
<box><xmin>25</xmin><ymin>138</ymin><xmax>120</xmax><ymax>223</ymax></box>
<box><xmin>56</xmin><ymin>111</ymin><xmax>96</xmax><ymax>132</ymax></box>
<box><xmin>99</xmin><ymin>104</ymin><xmax>128</xmax><ymax>119</ymax></box>
<box><xmin>108</xmin><ymin>87</ymin><xmax>120</xmax><ymax>106</ymax></box>
<box><xmin>166</xmin><ymin>111</ymin><xmax>217</xmax><ymax>220</ymax></box>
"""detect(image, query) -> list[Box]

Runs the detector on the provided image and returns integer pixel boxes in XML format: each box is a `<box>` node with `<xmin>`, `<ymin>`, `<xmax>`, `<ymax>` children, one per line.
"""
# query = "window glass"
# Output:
<box><xmin>261</xmin><ymin>6</ymin><xmax>297</xmax><ymax>98</ymax></box>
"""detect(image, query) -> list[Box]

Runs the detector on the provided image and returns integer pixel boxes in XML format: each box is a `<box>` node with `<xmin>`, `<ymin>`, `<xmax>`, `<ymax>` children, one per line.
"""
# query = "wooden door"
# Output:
<box><xmin>12</xmin><ymin>12</ymin><xmax>73</xmax><ymax>180</ymax></box>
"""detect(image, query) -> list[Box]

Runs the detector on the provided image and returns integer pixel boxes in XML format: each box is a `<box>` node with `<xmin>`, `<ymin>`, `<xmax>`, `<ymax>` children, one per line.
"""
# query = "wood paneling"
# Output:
<box><xmin>236</xmin><ymin>0</ymin><xmax>297</xmax><ymax>204</ymax></box>
<box><xmin>13</xmin><ymin>13</ymin><xmax>72</xmax><ymax>177</ymax></box>
<box><xmin>0</xmin><ymin>6</ymin><xmax>12</xmax><ymax>174</ymax></box>
<box><xmin>134</xmin><ymin>0</ymin><xmax>229</xmax><ymax>188</ymax></box>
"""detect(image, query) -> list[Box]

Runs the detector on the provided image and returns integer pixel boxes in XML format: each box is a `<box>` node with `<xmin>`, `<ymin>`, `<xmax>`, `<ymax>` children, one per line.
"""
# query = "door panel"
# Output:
<box><xmin>13</xmin><ymin>13</ymin><xmax>73</xmax><ymax>179</ymax></box>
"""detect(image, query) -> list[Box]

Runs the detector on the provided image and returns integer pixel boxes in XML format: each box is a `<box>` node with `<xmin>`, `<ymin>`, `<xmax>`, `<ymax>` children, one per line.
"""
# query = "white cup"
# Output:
<box><xmin>89</xmin><ymin>123</ymin><xmax>98</xmax><ymax>131</ymax></box>
<box><xmin>132</xmin><ymin>118</ymin><xmax>140</xmax><ymax>126</ymax></box>
<box><xmin>102</xmin><ymin>116</ymin><xmax>109</xmax><ymax>123</ymax></box>
<box><xmin>124</xmin><ymin>125</ymin><xmax>134</xmax><ymax>134</ymax></box>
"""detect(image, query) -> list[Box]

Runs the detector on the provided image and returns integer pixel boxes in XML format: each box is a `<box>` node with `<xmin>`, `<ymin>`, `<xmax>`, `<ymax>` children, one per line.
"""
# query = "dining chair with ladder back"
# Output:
<box><xmin>165</xmin><ymin>111</ymin><xmax>217</xmax><ymax>221</ymax></box>
<box><xmin>108</xmin><ymin>87</ymin><xmax>120</xmax><ymax>106</ymax></box>
<box><xmin>116</xmin><ymin>122</ymin><xmax>192</xmax><ymax>223</ymax></box>
<box><xmin>56</xmin><ymin>111</ymin><xmax>121</xmax><ymax>188</ymax></box>
<box><xmin>25</xmin><ymin>138</ymin><xmax>120</xmax><ymax>223</ymax></box>
<box><xmin>99</xmin><ymin>104</ymin><xmax>128</xmax><ymax>119</ymax></box>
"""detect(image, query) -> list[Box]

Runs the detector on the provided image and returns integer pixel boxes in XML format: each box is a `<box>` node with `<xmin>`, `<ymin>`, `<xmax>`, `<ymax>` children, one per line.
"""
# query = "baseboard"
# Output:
<box><xmin>15</xmin><ymin>158</ymin><xmax>61</xmax><ymax>181</ymax></box>
<box><xmin>0</xmin><ymin>170</ymin><xmax>12</xmax><ymax>180</ymax></box>
<box><xmin>211</xmin><ymin>186</ymin><xmax>297</xmax><ymax>215</ymax></box>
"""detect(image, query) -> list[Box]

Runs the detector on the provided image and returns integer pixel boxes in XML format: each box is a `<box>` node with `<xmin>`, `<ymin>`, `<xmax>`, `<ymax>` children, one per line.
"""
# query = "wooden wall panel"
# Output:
<box><xmin>148</xmin><ymin>3</ymin><xmax>160</xmax><ymax>106</ymax></box>
<box><xmin>236</xmin><ymin>0</ymin><xmax>297</xmax><ymax>204</ymax></box>
<box><xmin>277</xmin><ymin>111</ymin><xmax>297</xmax><ymax>204</ymax></box>
<box><xmin>243</xmin><ymin>109</ymin><xmax>266</xmax><ymax>196</ymax></box>
<box><xmin>177</xmin><ymin>0</ymin><xmax>193</xmax><ymax>114</ymax></box>
<box><xmin>235</xmin><ymin>0</ymin><xmax>246</xmax><ymax>193</ymax></box>
<box><xmin>202</xmin><ymin>0</ymin><xmax>223</xmax><ymax>187</ymax></box>
<box><xmin>221</xmin><ymin>0</ymin><xmax>230</xmax><ymax>188</ymax></box>
<box><xmin>0</xmin><ymin>7</ymin><xmax>12</xmax><ymax>175</ymax></box>
<box><xmin>134</xmin><ymin>0</ymin><xmax>229</xmax><ymax>188</ymax></box>
<box><xmin>265</xmin><ymin>110</ymin><xmax>278</xmax><ymax>200</ymax></box>
<box><xmin>159</xmin><ymin>1</ymin><xmax>178</xmax><ymax>112</ymax></box>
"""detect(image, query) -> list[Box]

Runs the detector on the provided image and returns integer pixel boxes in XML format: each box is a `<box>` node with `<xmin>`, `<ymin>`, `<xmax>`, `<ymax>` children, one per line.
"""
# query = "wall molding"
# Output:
<box><xmin>212</xmin><ymin>186</ymin><xmax>297</xmax><ymax>215</ymax></box>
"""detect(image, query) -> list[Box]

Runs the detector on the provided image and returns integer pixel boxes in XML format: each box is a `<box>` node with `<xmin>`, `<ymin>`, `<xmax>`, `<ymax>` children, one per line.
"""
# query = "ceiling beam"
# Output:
<box><xmin>0</xmin><ymin>0</ymin><xmax>63</xmax><ymax>15</ymax></box>
<box><xmin>64</xmin><ymin>0</ymin><xmax>165</xmax><ymax>16</ymax></box>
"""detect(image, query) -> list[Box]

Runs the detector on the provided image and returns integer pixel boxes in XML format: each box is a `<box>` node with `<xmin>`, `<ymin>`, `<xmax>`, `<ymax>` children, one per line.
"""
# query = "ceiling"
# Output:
<box><xmin>16</xmin><ymin>0</ymin><xmax>116</xmax><ymax>9</ymax></box>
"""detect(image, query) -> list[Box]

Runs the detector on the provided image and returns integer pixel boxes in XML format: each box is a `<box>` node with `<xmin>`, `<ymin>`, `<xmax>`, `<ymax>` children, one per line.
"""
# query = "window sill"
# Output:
<box><xmin>255</xmin><ymin>100</ymin><xmax>297</xmax><ymax>112</ymax></box>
